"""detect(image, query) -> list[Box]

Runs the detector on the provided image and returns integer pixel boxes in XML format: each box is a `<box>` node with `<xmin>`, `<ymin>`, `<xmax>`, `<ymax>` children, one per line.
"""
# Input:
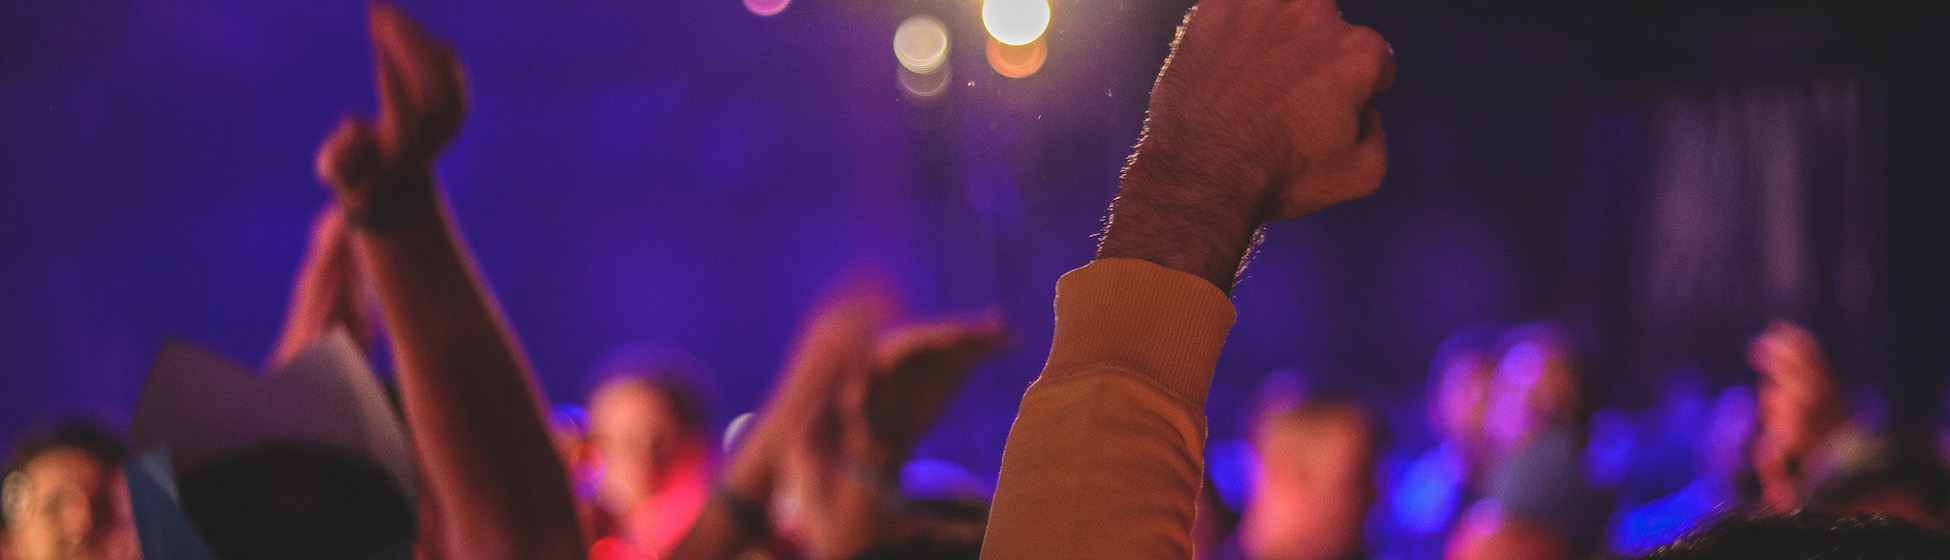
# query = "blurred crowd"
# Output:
<box><xmin>4</xmin><ymin>1</ymin><xmax>1948</xmax><ymax>560</ymax></box>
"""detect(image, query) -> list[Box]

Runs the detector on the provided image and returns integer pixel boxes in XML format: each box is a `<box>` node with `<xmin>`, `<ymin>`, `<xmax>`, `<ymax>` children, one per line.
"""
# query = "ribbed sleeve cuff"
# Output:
<box><xmin>1043</xmin><ymin>258</ymin><xmax>1237</xmax><ymax>406</ymax></box>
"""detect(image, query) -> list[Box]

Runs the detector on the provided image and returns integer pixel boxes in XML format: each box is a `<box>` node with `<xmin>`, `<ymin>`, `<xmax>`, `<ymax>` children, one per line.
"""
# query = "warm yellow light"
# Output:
<box><xmin>981</xmin><ymin>0</ymin><xmax>1049</xmax><ymax>46</ymax></box>
<box><xmin>986</xmin><ymin>36</ymin><xmax>1046</xmax><ymax>78</ymax></box>
<box><xmin>894</xmin><ymin>15</ymin><xmax>950</xmax><ymax>75</ymax></box>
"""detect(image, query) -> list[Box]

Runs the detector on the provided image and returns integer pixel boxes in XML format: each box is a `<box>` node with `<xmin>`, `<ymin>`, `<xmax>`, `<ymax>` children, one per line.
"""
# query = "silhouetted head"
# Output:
<box><xmin>177</xmin><ymin>442</ymin><xmax>415</xmax><ymax>560</ymax></box>
<box><xmin>1628</xmin><ymin>512</ymin><xmax>1950</xmax><ymax>560</ymax></box>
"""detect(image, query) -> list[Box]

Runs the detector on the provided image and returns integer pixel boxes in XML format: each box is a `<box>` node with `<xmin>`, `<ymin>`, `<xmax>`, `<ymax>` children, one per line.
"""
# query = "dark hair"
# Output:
<box><xmin>1</xmin><ymin>420</ymin><xmax>129</xmax><ymax>531</ymax></box>
<box><xmin>1629</xmin><ymin>512</ymin><xmax>1950</xmax><ymax>560</ymax></box>
<box><xmin>588</xmin><ymin>342</ymin><xmax>716</xmax><ymax>436</ymax></box>
<box><xmin>1431</xmin><ymin>323</ymin><xmax>1507</xmax><ymax>379</ymax></box>
<box><xmin>1805</xmin><ymin>438</ymin><xmax>1950</xmax><ymax>525</ymax></box>
<box><xmin>177</xmin><ymin>442</ymin><xmax>415</xmax><ymax>560</ymax></box>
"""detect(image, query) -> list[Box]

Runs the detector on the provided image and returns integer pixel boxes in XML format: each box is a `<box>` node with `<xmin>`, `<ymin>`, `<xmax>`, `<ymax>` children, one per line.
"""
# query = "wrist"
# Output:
<box><xmin>1096</xmin><ymin>153</ymin><xmax>1267</xmax><ymax>293</ymax></box>
<box><xmin>339</xmin><ymin>167</ymin><xmax>440</xmax><ymax>233</ymax></box>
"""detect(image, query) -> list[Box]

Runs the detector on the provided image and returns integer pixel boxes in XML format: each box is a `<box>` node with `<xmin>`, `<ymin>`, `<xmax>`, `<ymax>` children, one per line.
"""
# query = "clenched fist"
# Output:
<box><xmin>1100</xmin><ymin>0</ymin><xmax>1394</xmax><ymax>291</ymax></box>
<box><xmin>315</xmin><ymin>3</ymin><xmax>469</xmax><ymax>230</ymax></box>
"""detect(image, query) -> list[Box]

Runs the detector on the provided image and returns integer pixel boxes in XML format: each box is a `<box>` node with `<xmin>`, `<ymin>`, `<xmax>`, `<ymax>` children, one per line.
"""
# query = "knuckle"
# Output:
<box><xmin>1341</xmin><ymin>26</ymin><xmax>1388</xmax><ymax>58</ymax></box>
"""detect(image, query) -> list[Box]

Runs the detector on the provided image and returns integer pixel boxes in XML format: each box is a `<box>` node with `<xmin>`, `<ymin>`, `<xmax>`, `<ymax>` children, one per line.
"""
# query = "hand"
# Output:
<box><xmin>1100</xmin><ymin>0</ymin><xmax>1394</xmax><ymax>290</ymax></box>
<box><xmin>721</xmin><ymin>286</ymin><xmax>1005</xmax><ymax>560</ymax></box>
<box><xmin>720</xmin><ymin>286</ymin><xmax>892</xmax><ymax>506</ymax></box>
<box><xmin>315</xmin><ymin>2</ymin><xmax>469</xmax><ymax>225</ymax></box>
<box><xmin>269</xmin><ymin>206</ymin><xmax>377</xmax><ymax>368</ymax></box>
<box><xmin>858</xmin><ymin>316</ymin><xmax>1008</xmax><ymax>467</ymax></box>
<box><xmin>1748</xmin><ymin>321</ymin><xmax>1845</xmax><ymax>461</ymax></box>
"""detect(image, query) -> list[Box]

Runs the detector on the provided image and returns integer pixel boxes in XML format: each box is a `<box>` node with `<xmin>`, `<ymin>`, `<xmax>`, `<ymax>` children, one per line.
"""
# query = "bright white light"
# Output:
<box><xmin>894</xmin><ymin>15</ymin><xmax>950</xmax><ymax>75</ymax></box>
<box><xmin>982</xmin><ymin>0</ymin><xmax>1049</xmax><ymax>46</ymax></box>
<box><xmin>723</xmin><ymin>412</ymin><xmax>756</xmax><ymax>452</ymax></box>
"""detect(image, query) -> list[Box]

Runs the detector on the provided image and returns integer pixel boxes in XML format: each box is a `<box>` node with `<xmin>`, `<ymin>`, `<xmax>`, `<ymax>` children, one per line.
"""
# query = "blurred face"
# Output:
<box><xmin>588</xmin><ymin>381</ymin><xmax>686</xmax><ymax>515</ymax></box>
<box><xmin>1432</xmin><ymin>354</ymin><xmax>1492</xmax><ymax>447</ymax></box>
<box><xmin>1748</xmin><ymin>324</ymin><xmax>1842</xmax><ymax>460</ymax></box>
<box><xmin>1242</xmin><ymin>406</ymin><xmax>1377</xmax><ymax>560</ymax></box>
<box><xmin>1443</xmin><ymin>504</ymin><xmax>1569</xmax><ymax>560</ymax></box>
<box><xmin>2</xmin><ymin>449</ymin><xmax>138</xmax><ymax>560</ymax></box>
<box><xmin>1485</xmin><ymin>342</ymin><xmax>1579</xmax><ymax>454</ymax></box>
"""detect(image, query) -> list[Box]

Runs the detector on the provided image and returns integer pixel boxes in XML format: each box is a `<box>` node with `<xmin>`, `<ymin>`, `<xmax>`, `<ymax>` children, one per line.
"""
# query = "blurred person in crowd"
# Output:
<box><xmin>1608</xmin><ymin>385</ymin><xmax>1758</xmax><ymax>554</ymax></box>
<box><xmin>977</xmin><ymin>0</ymin><xmax>1398</xmax><ymax>556</ymax></box>
<box><xmin>122</xmin><ymin>4</ymin><xmax>586</xmax><ymax>559</ymax></box>
<box><xmin>1</xmin><ymin>422</ymin><xmax>138</xmax><ymax>560</ymax></box>
<box><xmin>1427</xmin><ymin>326</ymin><xmax>1505</xmax><ymax>479</ymax></box>
<box><xmin>1239</xmin><ymin>398</ymin><xmax>1384</xmax><ymax>560</ymax></box>
<box><xmin>669</xmin><ymin>287</ymin><xmax>1006</xmax><ymax>560</ymax></box>
<box><xmin>1747</xmin><ymin>320</ymin><xmax>1857</xmax><ymax>513</ymax></box>
<box><xmin>1449</xmin><ymin>321</ymin><xmax>1609</xmax><ymax>560</ymax></box>
<box><xmin>1801</xmin><ymin>436</ymin><xmax>1949</xmax><ymax>529</ymax></box>
<box><xmin>310</xmin><ymin>4</ymin><xmax>589</xmax><ymax>556</ymax></box>
<box><xmin>582</xmin><ymin>346</ymin><xmax>717</xmax><ymax>559</ymax></box>
<box><xmin>1380</xmin><ymin>326</ymin><xmax>1503</xmax><ymax>560</ymax></box>
<box><xmin>1481</xmin><ymin>322</ymin><xmax>1591</xmax><ymax>462</ymax></box>
<box><xmin>1443</xmin><ymin>502</ymin><xmax>1570</xmax><ymax>560</ymax></box>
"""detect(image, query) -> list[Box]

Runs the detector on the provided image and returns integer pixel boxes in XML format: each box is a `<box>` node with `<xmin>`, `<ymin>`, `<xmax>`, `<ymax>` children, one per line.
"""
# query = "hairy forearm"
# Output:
<box><xmin>354</xmin><ymin>186</ymin><xmax>584</xmax><ymax>560</ymax></box>
<box><xmin>1096</xmin><ymin>147</ymin><xmax>1268</xmax><ymax>294</ymax></box>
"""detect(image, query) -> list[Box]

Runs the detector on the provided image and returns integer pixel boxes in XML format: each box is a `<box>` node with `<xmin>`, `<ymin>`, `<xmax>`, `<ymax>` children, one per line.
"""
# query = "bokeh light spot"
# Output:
<box><xmin>899</xmin><ymin>65</ymin><xmax>953</xmax><ymax>99</ymax></box>
<box><xmin>982</xmin><ymin>0</ymin><xmax>1049</xmax><ymax>46</ymax></box>
<box><xmin>744</xmin><ymin>0</ymin><xmax>789</xmax><ymax>17</ymax></box>
<box><xmin>894</xmin><ymin>15</ymin><xmax>950</xmax><ymax>75</ymax></box>
<box><xmin>986</xmin><ymin>36</ymin><xmax>1046</xmax><ymax>78</ymax></box>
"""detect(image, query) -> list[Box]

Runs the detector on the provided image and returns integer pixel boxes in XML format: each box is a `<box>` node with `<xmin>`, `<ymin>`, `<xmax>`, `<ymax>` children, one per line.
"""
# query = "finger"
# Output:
<box><xmin>368</xmin><ymin>4</ymin><xmax>412</xmax><ymax>158</ymax></box>
<box><xmin>1283</xmin><ymin>0</ymin><xmax>1344</xmax><ymax>26</ymax></box>
<box><xmin>309</xmin><ymin>205</ymin><xmax>348</xmax><ymax>248</ymax></box>
<box><xmin>1347</xmin><ymin>104</ymin><xmax>1389</xmax><ymax>194</ymax></box>
<box><xmin>1368</xmin><ymin>28</ymin><xmax>1396</xmax><ymax>95</ymax></box>
<box><xmin>1337</xmin><ymin>25</ymin><xmax>1394</xmax><ymax>102</ymax></box>
<box><xmin>368</xmin><ymin>2</ymin><xmax>466</xmax><ymax>152</ymax></box>
<box><xmin>315</xmin><ymin>117</ymin><xmax>381</xmax><ymax>189</ymax></box>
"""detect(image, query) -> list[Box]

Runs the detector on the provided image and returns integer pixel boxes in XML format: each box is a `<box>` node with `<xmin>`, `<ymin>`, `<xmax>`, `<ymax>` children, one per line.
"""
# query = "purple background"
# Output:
<box><xmin>3</xmin><ymin>0</ymin><xmax>1947</xmax><ymax>486</ymax></box>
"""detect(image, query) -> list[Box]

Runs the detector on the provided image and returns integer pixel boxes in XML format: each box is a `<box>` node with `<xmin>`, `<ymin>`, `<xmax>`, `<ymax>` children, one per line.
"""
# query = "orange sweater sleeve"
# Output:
<box><xmin>981</xmin><ymin>258</ymin><xmax>1236</xmax><ymax>560</ymax></box>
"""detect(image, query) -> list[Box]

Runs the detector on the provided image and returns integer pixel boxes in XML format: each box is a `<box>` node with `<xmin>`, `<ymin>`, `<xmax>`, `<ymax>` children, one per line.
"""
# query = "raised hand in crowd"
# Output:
<box><xmin>267</xmin><ymin>207</ymin><xmax>375</xmax><ymax>370</ymax></box>
<box><xmin>1099</xmin><ymin>0</ymin><xmax>1392</xmax><ymax>292</ymax></box>
<box><xmin>314</xmin><ymin>5</ymin><xmax>584</xmax><ymax>559</ymax></box>
<box><xmin>1748</xmin><ymin>320</ymin><xmax>1849</xmax><ymax>512</ymax></box>
<box><xmin>986</xmin><ymin>0</ymin><xmax>1394</xmax><ymax>557</ymax></box>
<box><xmin>671</xmin><ymin>286</ymin><xmax>1004</xmax><ymax>560</ymax></box>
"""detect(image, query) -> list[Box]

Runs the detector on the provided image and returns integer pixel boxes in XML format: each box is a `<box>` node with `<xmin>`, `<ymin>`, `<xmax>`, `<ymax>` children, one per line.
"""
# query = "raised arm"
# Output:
<box><xmin>670</xmin><ymin>289</ymin><xmax>1004</xmax><ymax>560</ymax></box>
<box><xmin>313</xmin><ymin>5</ymin><xmax>583</xmax><ymax>559</ymax></box>
<box><xmin>266</xmin><ymin>206</ymin><xmax>375</xmax><ymax>369</ymax></box>
<box><xmin>983</xmin><ymin>0</ymin><xmax>1393</xmax><ymax>558</ymax></box>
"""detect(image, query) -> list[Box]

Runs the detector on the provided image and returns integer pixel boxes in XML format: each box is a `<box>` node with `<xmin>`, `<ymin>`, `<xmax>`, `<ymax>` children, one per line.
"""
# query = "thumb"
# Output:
<box><xmin>316</xmin><ymin>117</ymin><xmax>381</xmax><ymax>190</ymax></box>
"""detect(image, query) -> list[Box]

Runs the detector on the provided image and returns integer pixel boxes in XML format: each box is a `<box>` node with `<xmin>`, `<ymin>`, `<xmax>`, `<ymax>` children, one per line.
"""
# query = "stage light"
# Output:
<box><xmin>723</xmin><ymin>412</ymin><xmax>755</xmax><ymax>452</ymax></box>
<box><xmin>900</xmin><ymin>65</ymin><xmax>953</xmax><ymax>99</ymax></box>
<box><xmin>894</xmin><ymin>15</ymin><xmax>950</xmax><ymax>75</ymax></box>
<box><xmin>982</xmin><ymin>0</ymin><xmax>1049</xmax><ymax>46</ymax></box>
<box><xmin>745</xmin><ymin>0</ymin><xmax>789</xmax><ymax>17</ymax></box>
<box><xmin>986</xmin><ymin>36</ymin><xmax>1046</xmax><ymax>78</ymax></box>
